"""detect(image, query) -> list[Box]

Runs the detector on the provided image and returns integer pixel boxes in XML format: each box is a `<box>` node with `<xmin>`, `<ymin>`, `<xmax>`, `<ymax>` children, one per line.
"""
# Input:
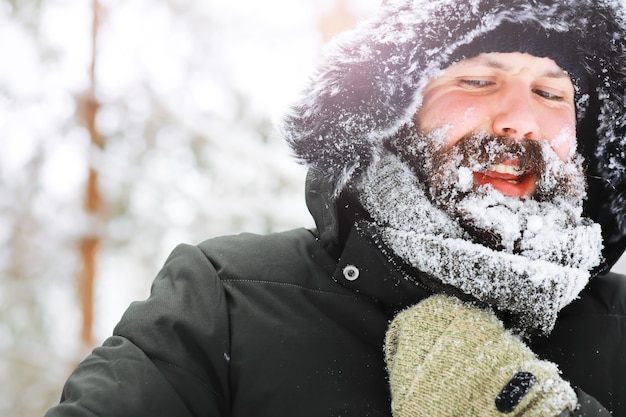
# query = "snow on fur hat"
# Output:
<box><xmin>282</xmin><ymin>0</ymin><xmax>626</xmax><ymax>271</ymax></box>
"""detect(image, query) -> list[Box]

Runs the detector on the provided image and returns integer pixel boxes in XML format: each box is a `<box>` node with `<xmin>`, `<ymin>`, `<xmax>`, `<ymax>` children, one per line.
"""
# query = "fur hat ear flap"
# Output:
<box><xmin>281</xmin><ymin>38</ymin><xmax>420</xmax><ymax>196</ymax></box>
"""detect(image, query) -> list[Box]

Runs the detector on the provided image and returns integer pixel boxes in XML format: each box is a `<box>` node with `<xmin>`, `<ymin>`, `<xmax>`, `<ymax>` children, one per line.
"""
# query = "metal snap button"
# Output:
<box><xmin>342</xmin><ymin>265</ymin><xmax>360</xmax><ymax>281</ymax></box>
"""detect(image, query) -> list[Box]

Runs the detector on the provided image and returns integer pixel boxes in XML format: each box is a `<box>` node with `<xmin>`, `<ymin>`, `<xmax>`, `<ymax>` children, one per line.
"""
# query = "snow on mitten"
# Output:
<box><xmin>385</xmin><ymin>295</ymin><xmax>577</xmax><ymax>417</ymax></box>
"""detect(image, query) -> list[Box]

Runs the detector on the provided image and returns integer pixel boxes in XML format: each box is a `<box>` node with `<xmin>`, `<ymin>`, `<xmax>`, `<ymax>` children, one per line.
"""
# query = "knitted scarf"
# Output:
<box><xmin>358</xmin><ymin>152</ymin><xmax>603</xmax><ymax>334</ymax></box>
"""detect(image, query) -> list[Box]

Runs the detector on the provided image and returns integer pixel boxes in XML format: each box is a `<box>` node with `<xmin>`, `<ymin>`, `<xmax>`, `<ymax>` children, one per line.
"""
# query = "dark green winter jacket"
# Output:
<box><xmin>44</xmin><ymin>177</ymin><xmax>626</xmax><ymax>416</ymax></box>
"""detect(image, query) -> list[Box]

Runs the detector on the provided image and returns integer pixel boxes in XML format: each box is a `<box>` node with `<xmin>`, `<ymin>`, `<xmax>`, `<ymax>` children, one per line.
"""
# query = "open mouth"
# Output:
<box><xmin>486</xmin><ymin>162</ymin><xmax>525</xmax><ymax>178</ymax></box>
<box><xmin>472</xmin><ymin>160</ymin><xmax>536</xmax><ymax>197</ymax></box>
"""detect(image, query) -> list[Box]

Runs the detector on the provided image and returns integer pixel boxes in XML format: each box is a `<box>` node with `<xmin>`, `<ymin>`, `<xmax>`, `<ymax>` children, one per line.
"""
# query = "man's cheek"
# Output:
<box><xmin>418</xmin><ymin>98</ymin><xmax>481</xmax><ymax>135</ymax></box>
<box><xmin>547</xmin><ymin>125</ymin><xmax>576</xmax><ymax>161</ymax></box>
<box><xmin>439</xmin><ymin>107</ymin><xmax>487</xmax><ymax>145</ymax></box>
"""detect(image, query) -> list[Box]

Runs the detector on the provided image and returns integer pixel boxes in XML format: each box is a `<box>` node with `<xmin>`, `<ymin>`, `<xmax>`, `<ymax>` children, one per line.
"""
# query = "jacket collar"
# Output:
<box><xmin>331</xmin><ymin>222</ymin><xmax>433</xmax><ymax>316</ymax></box>
<box><xmin>306</xmin><ymin>172</ymin><xmax>433</xmax><ymax>314</ymax></box>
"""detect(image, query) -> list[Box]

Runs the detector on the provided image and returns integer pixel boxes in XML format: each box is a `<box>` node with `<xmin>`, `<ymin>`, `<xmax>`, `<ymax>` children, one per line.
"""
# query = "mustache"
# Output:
<box><xmin>385</xmin><ymin>127</ymin><xmax>549</xmax><ymax>186</ymax></box>
<box><xmin>432</xmin><ymin>133</ymin><xmax>546</xmax><ymax>176</ymax></box>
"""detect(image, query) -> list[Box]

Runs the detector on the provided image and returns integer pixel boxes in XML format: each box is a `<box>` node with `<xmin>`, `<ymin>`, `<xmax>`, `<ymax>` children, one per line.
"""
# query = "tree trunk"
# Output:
<box><xmin>77</xmin><ymin>0</ymin><xmax>103</xmax><ymax>349</ymax></box>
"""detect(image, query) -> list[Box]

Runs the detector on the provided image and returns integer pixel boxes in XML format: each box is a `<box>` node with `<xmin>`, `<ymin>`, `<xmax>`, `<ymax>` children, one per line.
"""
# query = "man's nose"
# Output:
<box><xmin>491</xmin><ymin>85</ymin><xmax>541</xmax><ymax>140</ymax></box>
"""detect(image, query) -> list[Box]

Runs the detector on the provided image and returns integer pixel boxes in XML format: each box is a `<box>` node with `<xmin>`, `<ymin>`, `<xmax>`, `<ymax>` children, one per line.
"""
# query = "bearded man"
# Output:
<box><xmin>46</xmin><ymin>1</ymin><xmax>626</xmax><ymax>417</ymax></box>
<box><xmin>356</xmin><ymin>51</ymin><xmax>605</xmax><ymax>415</ymax></box>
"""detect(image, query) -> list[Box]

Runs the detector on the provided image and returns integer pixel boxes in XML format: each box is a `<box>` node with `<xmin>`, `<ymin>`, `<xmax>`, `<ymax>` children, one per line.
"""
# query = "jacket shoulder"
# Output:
<box><xmin>198</xmin><ymin>228</ymin><xmax>316</xmax><ymax>259</ymax></box>
<box><xmin>196</xmin><ymin>228</ymin><xmax>337</xmax><ymax>287</ymax></box>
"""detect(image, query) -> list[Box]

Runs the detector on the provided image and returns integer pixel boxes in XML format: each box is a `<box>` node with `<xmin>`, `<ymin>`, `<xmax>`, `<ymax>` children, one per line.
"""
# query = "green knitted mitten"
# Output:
<box><xmin>385</xmin><ymin>295</ymin><xmax>577</xmax><ymax>417</ymax></box>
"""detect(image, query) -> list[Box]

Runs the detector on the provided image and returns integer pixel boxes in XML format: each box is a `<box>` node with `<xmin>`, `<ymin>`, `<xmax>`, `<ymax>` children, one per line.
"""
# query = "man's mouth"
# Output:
<box><xmin>485</xmin><ymin>162</ymin><xmax>524</xmax><ymax>177</ymax></box>
<box><xmin>472</xmin><ymin>161</ymin><xmax>536</xmax><ymax>197</ymax></box>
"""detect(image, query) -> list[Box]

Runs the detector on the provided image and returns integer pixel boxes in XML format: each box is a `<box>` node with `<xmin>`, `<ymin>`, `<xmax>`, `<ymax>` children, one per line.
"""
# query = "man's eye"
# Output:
<box><xmin>459</xmin><ymin>79</ymin><xmax>494</xmax><ymax>88</ymax></box>
<box><xmin>532</xmin><ymin>88</ymin><xmax>563</xmax><ymax>101</ymax></box>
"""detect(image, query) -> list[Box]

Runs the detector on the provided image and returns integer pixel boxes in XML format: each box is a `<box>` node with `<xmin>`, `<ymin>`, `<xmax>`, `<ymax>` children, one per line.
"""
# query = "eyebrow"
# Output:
<box><xmin>468</xmin><ymin>56</ymin><xmax>571</xmax><ymax>79</ymax></box>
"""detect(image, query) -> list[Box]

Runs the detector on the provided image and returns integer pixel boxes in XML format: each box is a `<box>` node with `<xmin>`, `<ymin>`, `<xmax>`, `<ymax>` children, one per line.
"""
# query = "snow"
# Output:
<box><xmin>358</xmin><ymin>151</ymin><xmax>603</xmax><ymax>334</ymax></box>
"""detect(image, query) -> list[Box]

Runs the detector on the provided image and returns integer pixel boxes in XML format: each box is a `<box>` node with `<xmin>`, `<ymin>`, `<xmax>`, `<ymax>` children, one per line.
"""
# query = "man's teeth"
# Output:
<box><xmin>487</xmin><ymin>163</ymin><xmax>524</xmax><ymax>175</ymax></box>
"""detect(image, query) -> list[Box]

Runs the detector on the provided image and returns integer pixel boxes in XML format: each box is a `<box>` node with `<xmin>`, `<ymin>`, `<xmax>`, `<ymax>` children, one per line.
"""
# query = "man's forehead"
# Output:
<box><xmin>447</xmin><ymin>52</ymin><xmax>571</xmax><ymax>79</ymax></box>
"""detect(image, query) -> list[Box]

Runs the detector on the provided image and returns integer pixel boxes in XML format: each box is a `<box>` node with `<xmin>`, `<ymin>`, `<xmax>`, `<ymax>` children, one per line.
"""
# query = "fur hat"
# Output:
<box><xmin>282</xmin><ymin>0</ymin><xmax>626</xmax><ymax>272</ymax></box>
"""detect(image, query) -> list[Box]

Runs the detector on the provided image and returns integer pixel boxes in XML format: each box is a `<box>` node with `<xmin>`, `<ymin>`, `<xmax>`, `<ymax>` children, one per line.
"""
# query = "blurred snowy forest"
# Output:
<box><xmin>3</xmin><ymin>0</ymin><xmax>626</xmax><ymax>416</ymax></box>
<box><xmin>1</xmin><ymin>0</ymin><xmax>379</xmax><ymax>415</ymax></box>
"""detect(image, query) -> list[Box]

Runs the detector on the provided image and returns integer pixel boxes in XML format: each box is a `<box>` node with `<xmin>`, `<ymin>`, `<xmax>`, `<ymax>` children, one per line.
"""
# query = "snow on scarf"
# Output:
<box><xmin>358</xmin><ymin>152</ymin><xmax>603</xmax><ymax>335</ymax></box>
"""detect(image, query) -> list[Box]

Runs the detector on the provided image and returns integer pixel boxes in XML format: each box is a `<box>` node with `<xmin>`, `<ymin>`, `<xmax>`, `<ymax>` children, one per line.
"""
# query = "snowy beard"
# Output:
<box><xmin>391</xmin><ymin>128</ymin><xmax>590</xmax><ymax>255</ymax></box>
<box><xmin>358</xmin><ymin>127</ymin><xmax>604</xmax><ymax>335</ymax></box>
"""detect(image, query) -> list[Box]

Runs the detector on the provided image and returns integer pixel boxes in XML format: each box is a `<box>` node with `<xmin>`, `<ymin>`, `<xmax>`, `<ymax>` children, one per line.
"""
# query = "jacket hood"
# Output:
<box><xmin>284</xmin><ymin>0</ymin><xmax>626</xmax><ymax>272</ymax></box>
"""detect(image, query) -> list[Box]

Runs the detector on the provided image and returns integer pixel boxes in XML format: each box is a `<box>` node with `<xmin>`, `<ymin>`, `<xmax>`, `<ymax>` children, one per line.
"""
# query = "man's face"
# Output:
<box><xmin>388</xmin><ymin>51</ymin><xmax>586</xmax><ymax>251</ymax></box>
<box><xmin>416</xmin><ymin>52</ymin><xmax>577</xmax><ymax>198</ymax></box>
